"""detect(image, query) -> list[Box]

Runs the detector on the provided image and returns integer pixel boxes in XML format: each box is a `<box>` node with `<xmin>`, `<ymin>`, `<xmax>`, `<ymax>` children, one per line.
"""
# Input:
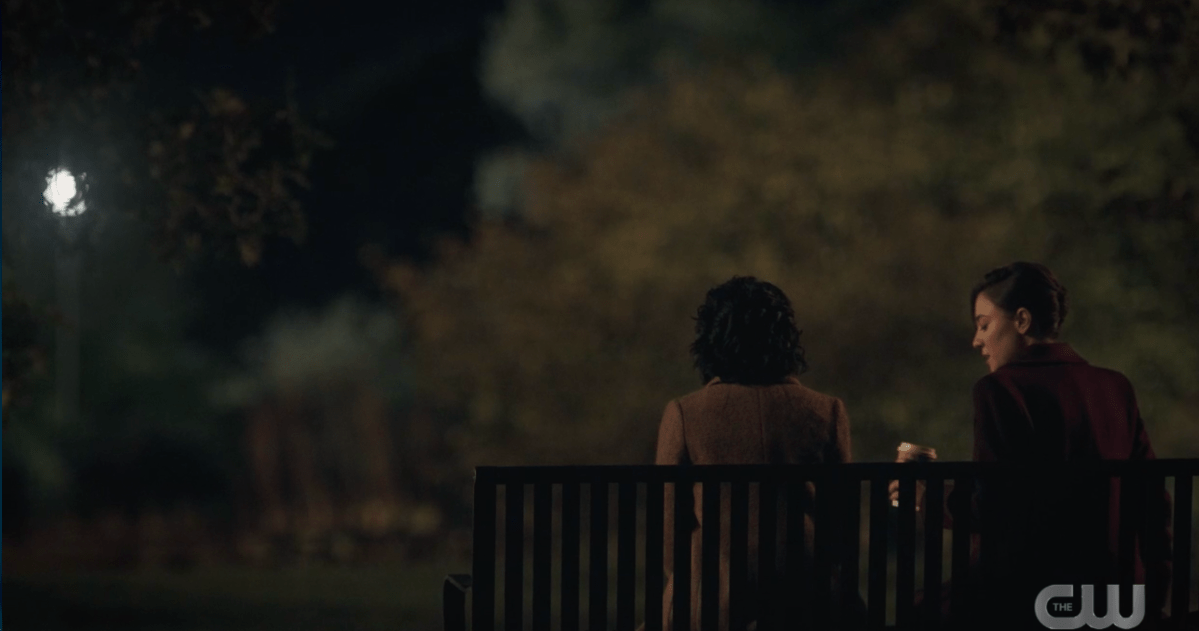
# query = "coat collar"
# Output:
<box><xmin>705</xmin><ymin>376</ymin><xmax>802</xmax><ymax>386</ymax></box>
<box><xmin>1008</xmin><ymin>342</ymin><xmax>1088</xmax><ymax>366</ymax></box>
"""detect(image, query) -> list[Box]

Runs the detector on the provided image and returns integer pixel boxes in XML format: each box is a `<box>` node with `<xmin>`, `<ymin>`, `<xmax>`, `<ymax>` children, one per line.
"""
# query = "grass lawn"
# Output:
<box><xmin>4</xmin><ymin>563</ymin><xmax>452</xmax><ymax>631</ymax></box>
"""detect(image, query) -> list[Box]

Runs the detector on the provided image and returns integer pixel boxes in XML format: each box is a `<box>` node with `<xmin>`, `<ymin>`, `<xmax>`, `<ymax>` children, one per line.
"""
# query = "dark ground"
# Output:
<box><xmin>3</xmin><ymin>564</ymin><xmax>447</xmax><ymax>631</ymax></box>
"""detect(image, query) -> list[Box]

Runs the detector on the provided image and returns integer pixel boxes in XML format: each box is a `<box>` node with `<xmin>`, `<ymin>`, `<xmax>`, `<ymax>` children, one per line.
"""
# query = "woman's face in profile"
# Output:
<box><xmin>972</xmin><ymin>293</ymin><xmax>1026</xmax><ymax>373</ymax></box>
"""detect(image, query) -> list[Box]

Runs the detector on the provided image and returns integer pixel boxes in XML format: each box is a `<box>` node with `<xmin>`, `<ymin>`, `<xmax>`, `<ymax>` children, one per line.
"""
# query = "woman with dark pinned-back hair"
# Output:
<box><xmin>923</xmin><ymin>262</ymin><xmax>1174</xmax><ymax>630</ymax></box>
<box><xmin>642</xmin><ymin>276</ymin><xmax>864</xmax><ymax>631</ymax></box>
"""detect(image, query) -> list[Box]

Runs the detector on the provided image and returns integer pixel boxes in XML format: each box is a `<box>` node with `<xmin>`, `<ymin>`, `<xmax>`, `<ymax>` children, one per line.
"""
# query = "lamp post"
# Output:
<box><xmin>43</xmin><ymin>167</ymin><xmax>88</xmax><ymax>429</ymax></box>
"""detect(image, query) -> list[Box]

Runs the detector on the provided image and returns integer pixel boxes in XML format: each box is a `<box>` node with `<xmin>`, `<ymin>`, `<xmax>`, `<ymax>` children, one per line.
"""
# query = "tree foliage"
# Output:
<box><xmin>1</xmin><ymin>0</ymin><xmax>330</xmax><ymax>439</ymax></box>
<box><xmin>385</xmin><ymin>0</ymin><xmax>1199</xmax><ymax>470</ymax></box>
<box><xmin>213</xmin><ymin>295</ymin><xmax>409</xmax><ymax>407</ymax></box>
<box><xmin>2</xmin><ymin>209</ymin><xmax>233</xmax><ymax>514</ymax></box>
<box><xmin>981</xmin><ymin>0</ymin><xmax>1199</xmax><ymax>83</ymax></box>
<box><xmin>1</xmin><ymin>0</ymin><xmax>329</xmax><ymax>268</ymax></box>
<box><xmin>1</xmin><ymin>273</ymin><xmax>52</xmax><ymax>422</ymax></box>
<box><xmin>474</xmin><ymin>0</ymin><xmax>886</xmax><ymax>217</ymax></box>
<box><xmin>145</xmin><ymin>86</ymin><xmax>329</xmax><ymax>267</ymax></box>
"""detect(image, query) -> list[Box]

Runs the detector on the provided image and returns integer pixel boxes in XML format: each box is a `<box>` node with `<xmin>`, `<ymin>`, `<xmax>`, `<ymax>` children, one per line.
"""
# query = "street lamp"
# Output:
<box><xmin>43</xmin><ymin>168</ymin><xmax>88</xmax><ymax>217</ymax></box>
<box><xmin>43</xmin><ymin>167</ymin><xmax>88</xmax><ymax>429</ymax></box>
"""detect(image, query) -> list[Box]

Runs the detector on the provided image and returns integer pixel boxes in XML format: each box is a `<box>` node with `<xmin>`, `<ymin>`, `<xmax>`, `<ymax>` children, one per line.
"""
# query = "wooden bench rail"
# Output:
<box><xmin>446</xmin><ymin>459</ymin><xmax>1199</xmax><ymax>631</ymax></box>
<box><xmin>473</xmin><ymin>460</ymin><xmax>1199</xmax><ymax>483</ymax></box>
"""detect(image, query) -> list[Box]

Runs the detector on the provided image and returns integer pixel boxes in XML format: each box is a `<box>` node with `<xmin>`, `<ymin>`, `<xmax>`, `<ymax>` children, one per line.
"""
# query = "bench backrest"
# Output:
<box><xmin>468</xmin><ymin>460</ymin><xmax>1199</xmax><ymax>630</ymax></box>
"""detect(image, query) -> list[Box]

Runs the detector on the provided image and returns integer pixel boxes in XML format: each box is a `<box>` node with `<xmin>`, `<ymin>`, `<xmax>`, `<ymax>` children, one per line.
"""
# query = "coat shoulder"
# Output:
<box><xmin>676</xmin><ymin>380</ymin><xmax>842</xmax><ymax>413</ymax></box>
<box><xmin>972</xmin><ymin>371</ymin><xmax>1007</xmax><ymax>394</ymax></box>
<box><xmin>992</xmin><ymin>359</ymin><xmax>1133</xmax><ymax>391</ymax></box>
<box><xmin>782</xmin><ymin>380</ymin><xmax>842</xmax><ymax>410</ymax></box>
<box><xmin>1089</xmin><ymin>365</ymin><xmax>1133</xmax><ymax>388</ymax></box>
<box><xmin>673</xmin><ymin>386</ymin><xmax>709</xmax><ymax>409</ymax></box>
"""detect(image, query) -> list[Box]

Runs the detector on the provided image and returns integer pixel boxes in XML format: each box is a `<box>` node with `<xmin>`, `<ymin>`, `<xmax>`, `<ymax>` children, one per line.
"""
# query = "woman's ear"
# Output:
<box><xmin>1014</xmin><ymin>307</ymin><xmax>1033</xmax><ymax>335</ymax></box>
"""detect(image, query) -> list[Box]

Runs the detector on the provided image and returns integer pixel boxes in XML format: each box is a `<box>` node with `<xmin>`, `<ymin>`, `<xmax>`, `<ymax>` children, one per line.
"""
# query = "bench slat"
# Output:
<box><xmin>533</xmin><ymin>483</ymin><xmax>552</xmax><ymax>631</ymax></box>
<box><xmin>591</xmin><ymin>483</ymin><xmax>609</xmax><ymax>631</ymax></box>
<box><xmin>949</xmin><ymin>477</ymin><xmax>973</xmax><ymax>625</ymax></box>
<box><xmin>673</xmin><ymin>480</ymin><xmax>693</xmax><ymax>631</ymax></box>
<box><xmin>757</xmin><ymin>480</ymin><xmax>777</xmax><ymax>631</ymax></box>
<box><xmin>729</xmin><ymin>481</ymin><xmax>749</xmax><ymax>631</ymax></box>
<box><xmin>1142</xmin><ymin>471</ymin><xmax>1168</xmax><ymax>620</ymax></box>
<box><xmin>505</xmin><ymin>483</ymin><xmax>524</xmax><ymax>631</ymax></box>
<box><xmin>868</xmin><ymin>479</ymin><xmax>889</xmax><ymax>628</ymax></box>
<box><xmin>701</xmin><ymin>481</ymin><xmax>721</xmax><ymax>630</ymax></box>
<box><xmin>897</xmin><ymin>474</ymin><xmax>917</xmax><ymax>629</ymax></box>
<box><xmin>645</xmin><ymin>481</ymin><xmax>665</xmax><ymax>631</ymax></box>
<box><xmin>813</xmin><ymin>474</ymin><xmax>835</xmax><ymax>626</ymax></box>
<box><xmin>839</xmin><ymin>478</ymin><xmax>862</xmax><ymax>625</ymax></box>
<box><xmin>473</xmin><ymin>473</ymin><xmax>497</xmax><ymax>631</ymax></box>
<box><xmin>786</xmin><ymin>480</ymin><xmax>809</xmax><ymax>624</ymax></box>
<box><xmin>1119</xmin><ymin>471</ymin><xmax>1139</xmax><ymax>614</ymax></box>
<box><xmin>562</xmin><ymin>482</ymin><xmax>581</xmax><ymax>631</ymax></box>
<box><xmin>617</xmin><ymin>482</ymin><xmax>637</xmax><ymax>631</ymax></box>
<box><xmin>923</xmin><ymin>477</ymin><xmax>945</xmax><ymax>630</ymax></box>
<box><xmin>1172</xmin><ymin>474</ymin><xmax>1192</xmax><ymax>622</ymax></box>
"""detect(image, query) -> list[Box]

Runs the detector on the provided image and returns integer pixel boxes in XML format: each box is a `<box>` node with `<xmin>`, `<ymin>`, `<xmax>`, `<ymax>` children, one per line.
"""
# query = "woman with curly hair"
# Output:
<box><xmin>647</xmin><ymin>276</ymin><xmax>862</xmax><ymax>631</ymax></box>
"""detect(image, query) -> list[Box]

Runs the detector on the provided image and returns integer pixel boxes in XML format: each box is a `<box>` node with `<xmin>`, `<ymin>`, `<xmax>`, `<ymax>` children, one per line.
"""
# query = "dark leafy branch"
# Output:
<box><xmin>2</xmin><ymin>0</ymin><xmax>327</xmax><ymax>267</ymax></box>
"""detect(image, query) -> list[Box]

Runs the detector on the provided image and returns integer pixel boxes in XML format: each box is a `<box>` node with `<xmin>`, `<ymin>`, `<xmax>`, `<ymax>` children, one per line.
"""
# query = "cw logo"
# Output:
<box><xmin>1035</xmin><ymin>584</ymin><xmax>1145</xmax><ymax>629</ymax></box>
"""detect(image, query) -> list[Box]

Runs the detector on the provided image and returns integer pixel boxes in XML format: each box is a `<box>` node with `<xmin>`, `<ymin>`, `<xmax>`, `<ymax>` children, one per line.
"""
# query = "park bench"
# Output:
<box><xmin>445</xmin><ymin>460</ymin><xmax>1199</xmax><ymax>631</ymax></box>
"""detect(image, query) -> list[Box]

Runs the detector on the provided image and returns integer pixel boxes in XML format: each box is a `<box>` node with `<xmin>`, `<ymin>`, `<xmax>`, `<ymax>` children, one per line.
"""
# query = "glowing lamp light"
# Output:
<box><xmin>43</xmin><ymin>168</ymin><xmax>88</xmax><ymax>217</ymax></box>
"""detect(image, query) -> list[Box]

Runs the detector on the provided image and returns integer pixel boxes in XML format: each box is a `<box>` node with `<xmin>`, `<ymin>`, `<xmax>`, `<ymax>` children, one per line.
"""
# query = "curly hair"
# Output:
<box><xmin>970</xmin><ymin>262</ymin><xmax>1069</xmax><ymax>339</ymax></box>
<box><xmin>689</xmin><ymin>276</ymin><xmax>808</xmax><ymax>385</ymax></box>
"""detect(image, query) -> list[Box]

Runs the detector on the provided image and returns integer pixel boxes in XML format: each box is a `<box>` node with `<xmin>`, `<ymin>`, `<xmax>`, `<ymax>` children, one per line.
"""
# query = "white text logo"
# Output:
<box><xmin>1035</xmin><ymin>584</ymin><xmax>1145</xmax><ymax>629</ymax></box>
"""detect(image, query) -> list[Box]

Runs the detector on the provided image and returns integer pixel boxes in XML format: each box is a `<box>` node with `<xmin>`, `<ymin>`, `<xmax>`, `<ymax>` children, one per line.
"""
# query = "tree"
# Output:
<box><xmin>383</xmin><ymin>0</ymin><xmax>1199</xmax><ymax>473</ymax></box>
<box><xmin>1</xmin><ymin>0</ymin><xmax>330</xmax><ymax>458</ymax></box>
<box><xmin>2</xmin><ymin>264</ymin><xmax>52</xmax><ymax>422</ymax></box>
<box><xmin>473</xmin><ymin>0</ymin><xmax>890</xmax><ymax>218</ymax></box>
<box><xmin>2</xmin><ymin>0</ymin><xmax>330</xmax><ymax>268</ymax></box>
<box><xmin>979</xmin><ymin>0</ymin><xmax>1198</xmax><ymax>84</ymax></box>
<box><xmin>2</xmin><ymin>207</ymin><xmax>234</xmax><ymax>517</ymax></box>
<box><xmin>213</xmin><ymin>295</ymin><xmax>452</xmax><ymax>552</ymax></box>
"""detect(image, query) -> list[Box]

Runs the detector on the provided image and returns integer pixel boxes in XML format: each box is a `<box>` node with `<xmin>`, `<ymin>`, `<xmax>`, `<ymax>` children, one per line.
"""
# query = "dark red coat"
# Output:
<box><xmin>943</xmin><ymin>342</ymin><xmax>1173</xmax><ymax>627</ymax></box>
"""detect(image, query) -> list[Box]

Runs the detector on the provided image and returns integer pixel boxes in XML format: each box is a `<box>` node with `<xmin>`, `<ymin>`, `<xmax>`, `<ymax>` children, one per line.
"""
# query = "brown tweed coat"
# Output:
<box><xmin>650</xmin><ymin>376</ymin><xmax>854</xmax><ymax>631</ymax></box>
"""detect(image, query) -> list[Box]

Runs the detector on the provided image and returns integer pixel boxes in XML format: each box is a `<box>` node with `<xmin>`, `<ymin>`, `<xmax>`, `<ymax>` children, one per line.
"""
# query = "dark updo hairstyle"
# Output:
<box><xmin>690</xmin><ymin>276</ymin><xmax>808</xmax><ymax>385</ymax></box>
<box><xmin>970</xmin><ymin>262</ymin><xmax>1069</xmax><ymax>340</ymax></box>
